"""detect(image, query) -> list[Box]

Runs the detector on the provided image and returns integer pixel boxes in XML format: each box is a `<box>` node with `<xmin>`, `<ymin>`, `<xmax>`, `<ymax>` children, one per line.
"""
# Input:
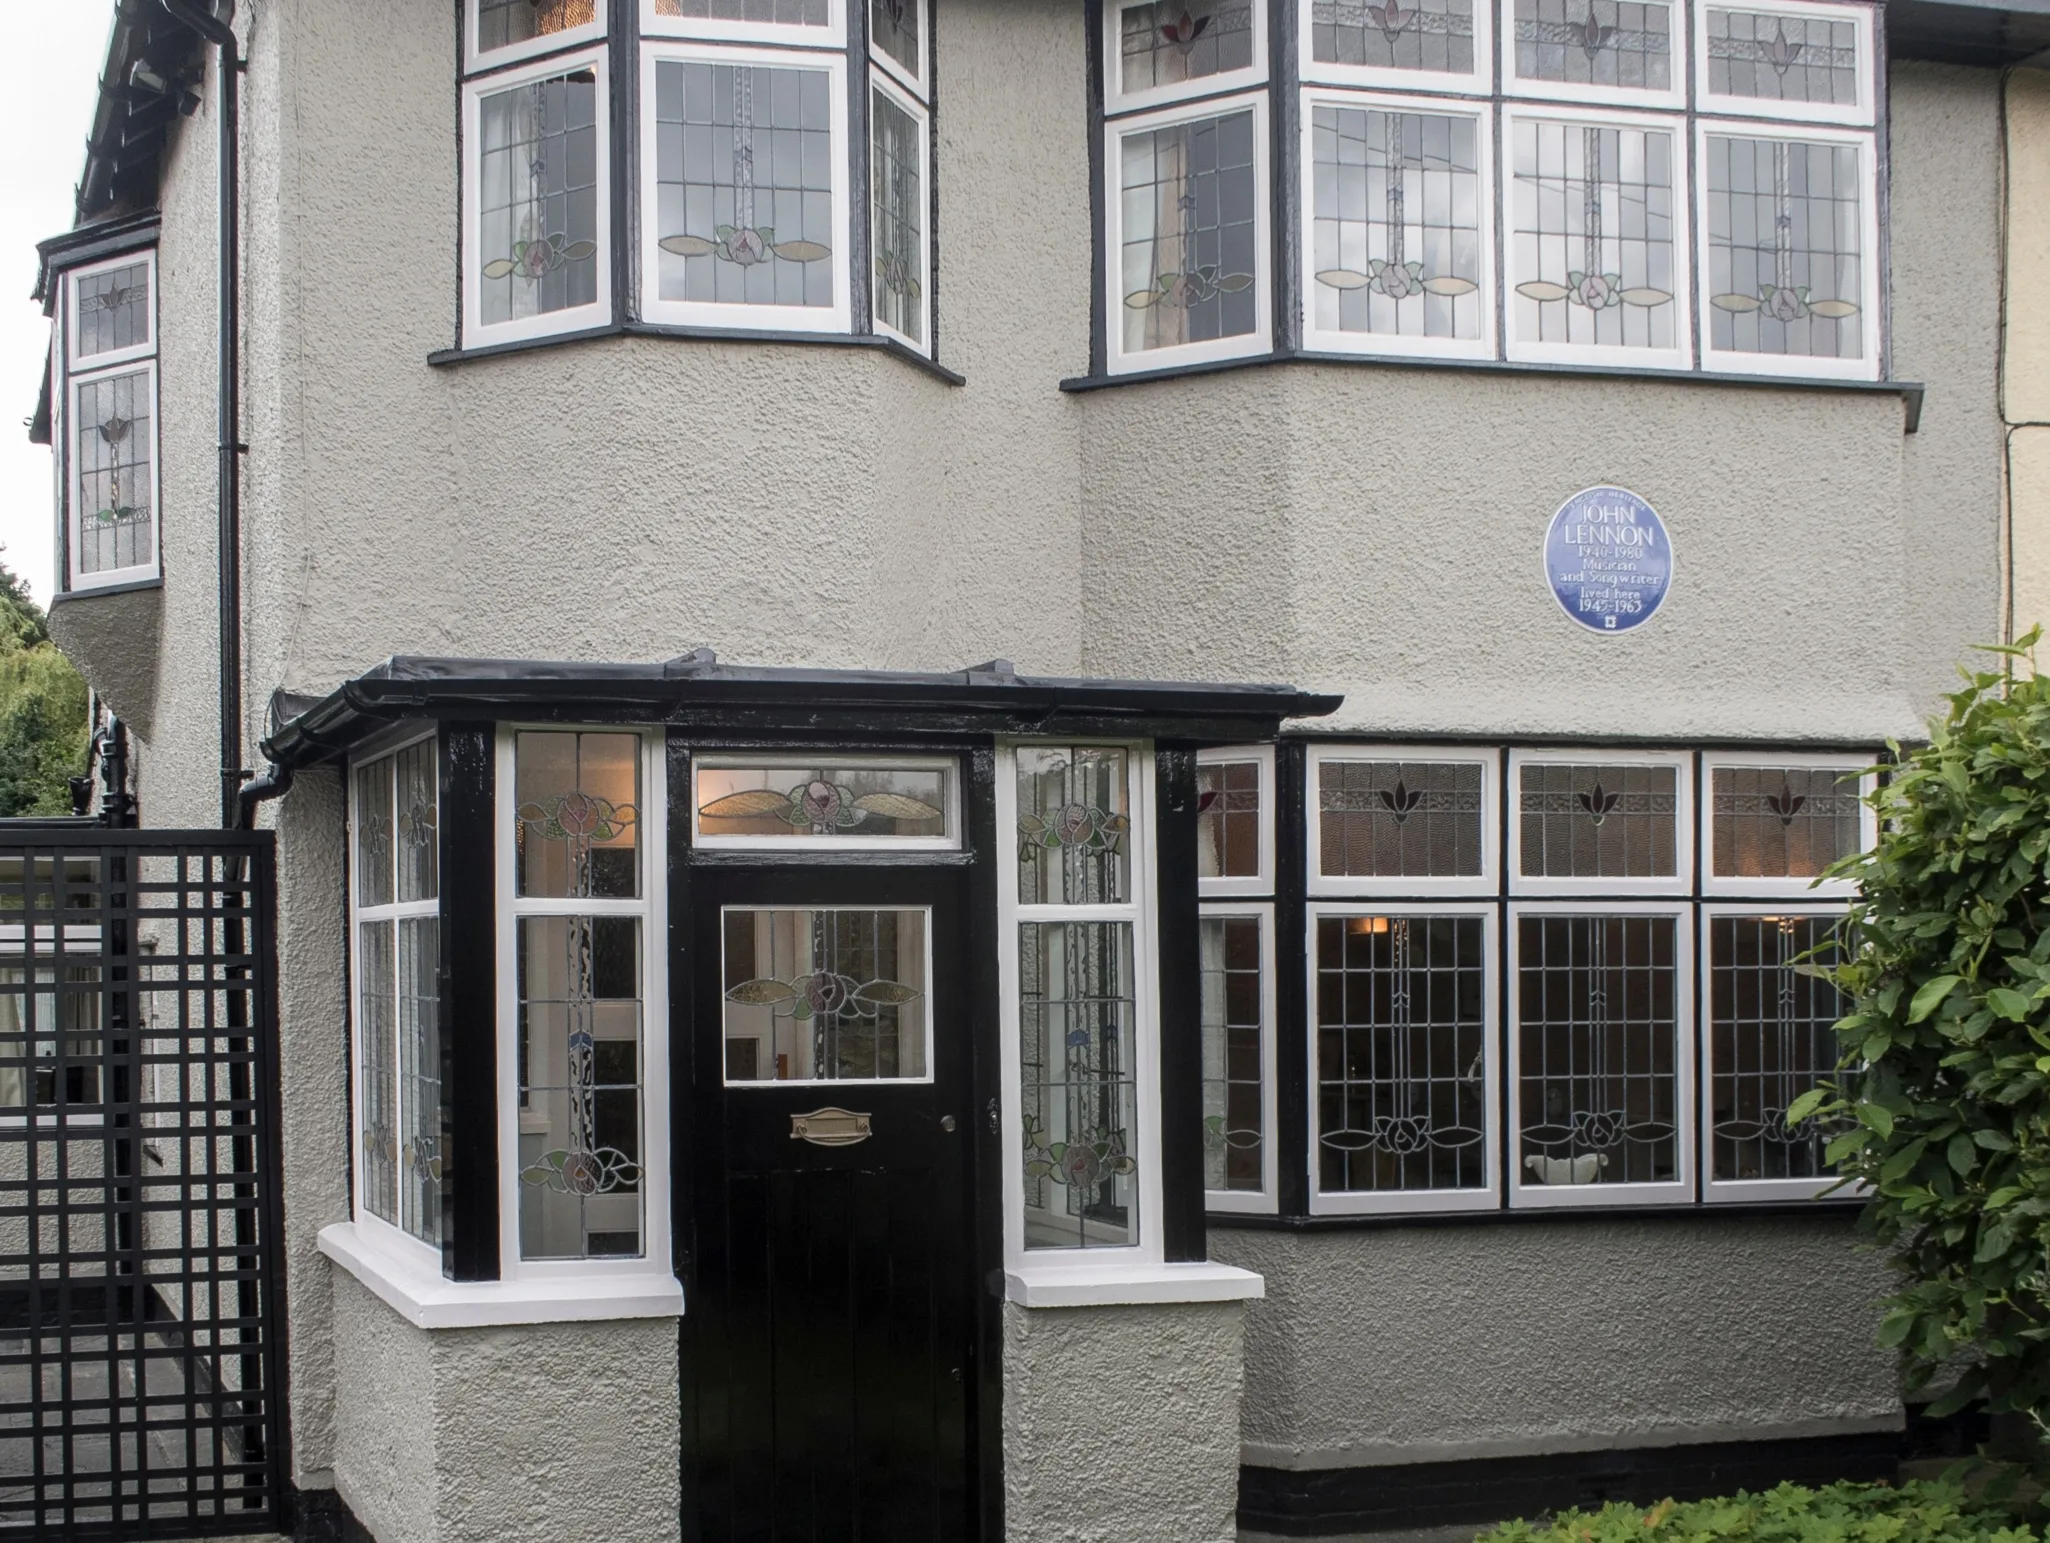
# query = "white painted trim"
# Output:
<box><xmin>637</xmin><ymin>41</ymin><xmax>854</xmax><ymax>336</ymax></box>
<box><xmin>1299</xmin><ymin>88</ymin><xmax>1498</xmax><ymax>364</ymax></box>
<box><xmin>65</xmin><ymin>359</ymin><xmax>160</xmax><ymax>592</ymax></box>
<box><xmin>64</xmin><ymin>248</ymin><xmax>157</xmax><ymax>372</ymax></box>
<box><xmin>639</xmin><ymin>0</ymin><xmax>847</xmax><ymax>47</ymax></box>
<box><xmin>1692</xmin><ymin>0</ymin><xmax>1876</xmax><ymax>127</ymax></box>
<box><xmin>1003</xmin><ymin>1260</ymin><xmax>1264</xmax><ymax>1307</ymax></box>
<box><xmin>1694</xmin><ymin>119</ymin><xmax>1882</xmax><ymax>381</ymax></box>
<box><xmin>465</xmin><ymin>0</ymin><xmax>609</xmax><ymax>75</ymax></box>
<box><xmin>691</xmin><ymin>752</ymin><xmax>960</xmax><ymax>850</ymax></box>
<box><xmin>1305</xmin><ymin>902</ymin><xmax>1501</xmax><ymax>1216</ymax></box>
<box><xmin>496</xmin><ymin>728</ymin><xmax>673</xmax><ymax>1284</ymax></box>
<box><xmin>1698</xmin><ymin>902</ymin><xmax>1860</xmax><ymax>1203</ymax></box>
<box><xmin>1506</xmin><ymin>746</ymin><xmax>1693</xmax><ymax>897</ymax></box>
<box><xmin>1498</xmin><ymin>0</ymin><xmax>1687</xmax><ymax>109</ymax></box>
<box><xmin>1105</xmin><ymin>91</ymin><xmax>1274</xmax><ymax>376</ymax></box>
<box><xmin>868</xmin><ymin>72</ymin><xmax>934</xmax><ymax>357</ymax></box>
<box><xmin>1505</xmin><ymin>898</ymin><xmax>1697</xmax><ymax>1209</ymax></box>
<box><xmin>461</xmin><ymin>46</ymin><xmax>614</xmax><ymax>351</ymax></box>
<box><xmin>1103</xmin><ymin>0</ymin><xmax>1270</xmax><ymax>117</ymax></box>
<box><xmin>1297</xmin><ymin>0</ymin><xmax>1494</xmax><ymax>97</ymax></box>
<box><xmin>868</xmin><ymin>0</ymin><xmax>930</xmax><ymax>99</ymax></box>
<box><xmin>1200</xmin><ymin>901</ymin><xmax>1279</xmax><ymax>1215</ymax></box>
<box><xmin>1305</xmin><ymin>744</ymin><xmax>1499</xmax><ymax>899</ymax></box>
<box><xmin>320</xmin><ymin>1223</ymin><xmax>683</xmax><ymax>1329</ymax></box>
<box><xmin>1698</xmin><ymin>750</ymin><xmax>1875</xmax><ymax>897</ymax></box>
<box><xmin>1196</xmin><ymin>743</ymin><xmax>1276</xmax><ymax>897</ymax></box>
<box><xmin>1500</xmin><ymin>103</ymin><xmax>1694</xmax><ymax>372</ymax></box>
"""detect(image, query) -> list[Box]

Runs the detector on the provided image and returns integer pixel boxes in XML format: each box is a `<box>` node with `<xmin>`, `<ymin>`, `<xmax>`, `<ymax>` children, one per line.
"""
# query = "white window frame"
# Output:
<box><xmin>1507</xmin><ymin>746</ymin><xmax>1693</xmax><ymax>897</ymax></box>
<box><xmin>1104</xmin><ymin>0</ymin><xmax>1271</xmax><ymax>116</ymax></box>
<box><xmin>1698</xmin><ymin>902</ymin><xmax>1857</xmax><ymax>1204</ymax></box>
<box><xmin>1698</xmin><ymin>750</ymin><xmax>1875</xmax><ymax>897</ymax></box>
<box><xmin>1499</xmin><ymin>0</ymin><xmax>1688</xmax><ymax>110</ymax></box>
<box><xmin>465</xmin><ymin>0</ymin><xmax>610</xmax><ymax>75</ymax></box>
<box><xmin>494</xmin><ymin>727</ymin><xmax>673</xmax><ymax>1285</ymax></box>
<box><xmin>0</xmin><ymin>923</ymin><xmax>110</xmax><ymax>1131</ymax></box>
<box><xmin>1105</xmin><ymin>90</ymin><xmax>1275</xmax><ymax>376</ymax></box>
<box><xmin>640</xmin><ymin>0</ymin><xmax>847</xmax><ymax>47</ymax></box>
<box><xmin>637</xmin><ymin>40</ymin><xmax>854</xmax><ymax>336</ymax></box>
<box><xmin>1500</xmin><ymin>103</ymin><xmax>1694</xmax><ymax>372</ymax></box>
<box><xmin>719</xmin><ymin>902</ymin><xmax>938</xmax><ymax>1086</ymax></box>
<box><xmin>868</xmin><ymin>69</ymin><xmax>934</xmax><ymax>356</ymax></box>
<box><xmin>1506</xmin><ymin>897</ymin><xmax>1695</xmax><ymax>1208</ymax></box>
<box><xmin>1694</xmin><ymin>118</ymin><xmax>1882</xmax><ymax>381</ymax></box>
<box><xmin>1306</xmin><ymin>901</ymin><xmax>1501</xmax><ymax>1216</ymax></box>
<box><xmin>1297</xmin><ymin>0</ymin><xmax>1494</xmax><ymax>96</ymax></box>
<box><xmin>1200</xmin><ymin>900</ymin><xmax>1279</xmax><ymax>1215</ymax></box>
<box><xmin>997</xmin><ymin>741</ymin><xmax>1167</xmax><ymax>1276</ymax></box>
<box><xmin>1300</xmin><ymin>89</ymin><xmax>1499</xmax><ymax>363</ymax></box>
<box><xmin>1306</xmin><ymin>744</ymin><xmax>1500</xmax><ymax>899</ymax></box>
<box><xmin>690</xmin><ymin>752</ymin><xmax>962</xmax><ymax>852</ymax></box>
<box><xmin>66</xmin><ymin>360</ymin><xmax>161</xmax><ymax>594</ymax></box>
<box><xmin>65</xmin><ymin>249</ymin><xmax>157</xmax><ymax>372</ymax></box>
<box><xmin>461</xmin><ymin>45</ymin><xmax>615</xmax><ymax>351</ymax></box>
<box><xmin>867</xmin><ymin>0</ymin><xmax>930</xmax><ymax>99</ymax></box>
<box><xmin>1693</xmin><ymin>0</ymin><xmax>1875</xmax><ymax>127</ymax></box>
<box><xmin>1196</xmin><ymin>743</ymin><xmax>1275</xmax><ymax>898</ymax></box>
<box><xmin>348</xmin><ymin>731</ymin><xmax>443</xmax><ymax>1274</ymax></box>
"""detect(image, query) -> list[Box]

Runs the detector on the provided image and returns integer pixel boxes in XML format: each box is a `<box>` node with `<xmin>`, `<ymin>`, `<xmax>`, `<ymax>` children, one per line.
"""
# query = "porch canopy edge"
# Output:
<box><xmin>260</xmin><ymin>652</ymin><xmax>1345</xmax><ymax>769</ymax></box>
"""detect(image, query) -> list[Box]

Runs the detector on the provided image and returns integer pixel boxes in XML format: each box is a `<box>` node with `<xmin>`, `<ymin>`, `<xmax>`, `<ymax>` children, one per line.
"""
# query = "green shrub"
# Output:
<box><xmin>1476</xmin><ymin>1481</ymin><xmax>2035</xmax><ymax>1543</ymax></box>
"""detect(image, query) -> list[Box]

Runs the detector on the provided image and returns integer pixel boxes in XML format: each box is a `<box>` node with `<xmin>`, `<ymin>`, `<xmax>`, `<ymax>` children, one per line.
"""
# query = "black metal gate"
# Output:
<box><xmin>0</xmin><ymin>827</ymin><xmax>284</xmax><ymax>1538</ymax></box>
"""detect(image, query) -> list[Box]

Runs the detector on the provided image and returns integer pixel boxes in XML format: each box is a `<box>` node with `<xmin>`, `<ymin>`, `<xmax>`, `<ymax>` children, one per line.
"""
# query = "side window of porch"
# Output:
<box><xmin>52</xmin><ymin>249</ymin><xmax>162</xmax><ymax>593</ymax></box>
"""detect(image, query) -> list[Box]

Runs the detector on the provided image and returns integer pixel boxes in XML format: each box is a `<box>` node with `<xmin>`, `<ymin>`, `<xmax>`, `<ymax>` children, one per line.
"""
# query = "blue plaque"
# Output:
<box><xmin>1543</xmin><ymin>485</ymin><xmax>1672</xmax><ymax>634</ymax></box>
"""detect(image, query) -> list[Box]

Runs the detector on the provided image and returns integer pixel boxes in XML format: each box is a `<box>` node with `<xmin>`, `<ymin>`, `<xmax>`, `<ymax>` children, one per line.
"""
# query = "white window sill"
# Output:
<box><xmin>318</xmin><ymin>1222</ymin><xmax>684</xmax><ymax>1330</ymax></box>
<box><xmin>1003</xmin><ymin>1261</ymin><xmax>1265</xmax><ymax>1309</ymax></box>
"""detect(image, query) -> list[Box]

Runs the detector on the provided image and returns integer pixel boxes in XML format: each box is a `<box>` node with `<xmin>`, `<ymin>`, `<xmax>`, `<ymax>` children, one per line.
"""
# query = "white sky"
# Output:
<box><xmin>0</xmin><ymin>6</ymin><xmax>120</xmax><ymax>608</ymax></box>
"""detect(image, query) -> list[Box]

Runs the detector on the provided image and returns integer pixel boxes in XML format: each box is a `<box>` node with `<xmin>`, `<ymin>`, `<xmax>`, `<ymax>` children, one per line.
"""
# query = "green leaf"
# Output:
<box><xmin>1947</xmin><ymin>1133</ymin><xmax>1977</xmax><ymax>1175</ymax></box>
<box><xmin>1986</xmin><ymin>986</ymin><xmax>2032</xmax><ymax>1022</ymax></box>
<box><xmin>1858</xmin><ymin>1102</ymin><xmax>1895</xmax><ymax>1138</ymax></box>
<box><xmin>1879</xmin><ymin>1138</ymin><xmax>1929</xmax><ymax>1184</ymax></box>
<box><xmin>1909</xmin><ymin>975</ymin><xmax>1963</xmax><ymax>1023</ymax></box>
<box><xmin>1784</xmin><ymin>1087</ymin><xmax>1831</xmax><ymax>1126</ymax></box>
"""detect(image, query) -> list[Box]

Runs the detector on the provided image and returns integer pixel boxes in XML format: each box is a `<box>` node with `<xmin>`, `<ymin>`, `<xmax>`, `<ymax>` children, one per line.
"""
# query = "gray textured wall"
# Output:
<box><xmin>1003</xmin><ymin>1301</ymin><xmax>1246</xmax><ymax>1543</ymax></box>
<box><xmin>1212</xmin><ymin>1216</ymin><xmax>1900</xmax><ymax>1467</ymax></box>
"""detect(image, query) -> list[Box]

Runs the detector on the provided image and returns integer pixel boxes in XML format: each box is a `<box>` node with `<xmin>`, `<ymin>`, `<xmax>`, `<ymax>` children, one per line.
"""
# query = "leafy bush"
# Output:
<box><xmin>1476</xmin><ymin>1481</ymin><xmax>2034</xmax><ymax>1543</ymax></box>
<box><xmin>0</xmin><ymin>556</ymin><xmax>86</xmax><ymax>817</ymax></box>
<box><xmin>1790</xmin><ymin>635</ymin><xmax>2050</xmax><ymax>1425</ymax></box>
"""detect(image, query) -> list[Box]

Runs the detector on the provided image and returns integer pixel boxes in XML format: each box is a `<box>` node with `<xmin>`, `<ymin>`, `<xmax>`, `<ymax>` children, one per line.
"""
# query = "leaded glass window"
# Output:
<box><xmin>1196</xmin><ymin>757</ymin><xmax>1263</xmax><ymax>882</ymax></box>
<box><xmin>696</xmin><ymin>758</ymin><xmax>953</xmax><ymax>845</ymax></box>
<box><xmin>516</xmin><ymin>730</ymin><xmax>640</xmax><ymax>898</ymax></box>
<box><xmin>1311</xmin><ymin>104</ymin><xmax>1487</xmax><ymax>348</ymax></box>
<box><xmin>1707</xmin><ymin>912</ymin><xmax>1845</xmax><ymax>1189</ymax></box>
<box><xmin>1310</xmin><ymin>0</ymin><xmax>1478</xmax><ymax>77</ymax></box>
<box><xmin>1508</xmin><ymin>116</ymin><xmax>1680</xmax><ymax>355</ymax></box>
<box><xmin>1517</xmin><ymin>760</ymin><xmax>1680</xmax><ymax>882</ymax></box>
<box><xmin>1117</xmin><ymin>105</ymin><xmax>1264</xmax><ymax>359</ymax></box>
<box><xmin>871</xmin><ymin>85</ymin><xmax>928</xmax><ymax>348</ymax></box>
<box><xmin>1016</xmin><ymin>746</ymin><xmax>1132</xmax><ymax>906</ymax></box>
<box><xmin>351</xmin><ymin>738</ymin><xmax>442</xmax><ymax>1249</ymax></box>
<box><xmin>70</xmin><ymin>259</ymin><xmax>151</xmax><ymax>364</ymax></box>
<box><xmin>722</xmin><ymin>908</ymin><xmax>931</xmax><ymax>1083</ymax></box>
<box><xmin>1515</xmin><ymin>911</ymin><xmax>1681</xmax><ymax>1190</ymax></box>
<box><xmin>1510</xmin><ymin>0</ymin><xmax>1674</xmax><ymax>94</ymax></box>
<box><xmin>656</xmin><ymin>0</ymin><xmax>830</xmax><ymax>23</ymax></box>
<box><xmin>872</xmin><ymin>0</ymin><xmax>922</xmax><ymax>82</ymax></box>
<box><xmin>1201</xmin><ymin>912</ymin><xmax>1267</xmax><ymax>1196</ymax></box>
<box><xmin>1315</xmin><ymin>913</ymin><xmax>1489</xmax><ymax>1194</ymax></box>
<box><xmin>1705</xmin><ymin>133</ymin><xmax>1866</xmax><ymax>362</ymax></box>
<box><xmin>72</xmin><ymin>369</ymin><xmax>154</xmax><ymax>579</ymax></box>
<box><xmin>1118</xmin><ymin>1</ymin><xmax>1258</xmax><ymax>96</ymax></box>
<box><xmin>1317</xmin><ymin>758</ymin><xmax>1487</xmax><ymax>883</ymax></box>
<box><xmin>1709</xmin><ymin>763</ymin><xmax>1865</xmax><ymax>882</ymax></box>
<box><xmin>1705</xmin><ymin>8</ymin><xmax>1861</xmax><ymax>109</ymax></box>
<box><xmin>474</xmin><ymin>65</ymin><xmax>603</xmax><ymax>328</ymax></box>
<box><xmin>476</xmin><ymin>0</ymin><xmax>598</xmax><ymax>55</ymax></box>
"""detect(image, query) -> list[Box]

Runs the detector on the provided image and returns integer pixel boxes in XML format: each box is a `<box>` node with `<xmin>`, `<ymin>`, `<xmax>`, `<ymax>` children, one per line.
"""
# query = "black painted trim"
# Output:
<box><xmin>964</xmin><ymin>740</ymin><xmax>1007</xmax><ymax>1543</ymax></box>
<box><xmin>1211</xmin><ymin>1197</ymin><xmax>1866</xmax><ymax>1229</ymax></box>
<box><xmin>33</xmin><ymin>210</ymin><xmax>162</xmax><ymax>311</ymax></box>
<box><xmin>667</xmin><ymin>732</ymin><xmax>699</xmax><ymax>1532</ymax></box>
<box><xmin>1059</xmin><ymin>349</ymin><xmax>1926</xmax><ymax>431</ymax></box>
<box><xmin>1272</xmin><ymin>740</ymin><xmax>1310</xmax><ymax>1219</ymax></box>
<box><xmin>1157</xmin><ymin>745</ymin><xmax>1207</xmax><ymax>1263</ymax></box>
<box><xmin>285</xmin><ymin>1481</ymin><xmax>373</xmax><ymax>1543</ymax></box>
<box><xmin>1085</xmin><ymin>0</ymin><xmax>1109</xmax><ymax>380</ymax></box>
<box><xmin>425</xmin><ymin>319</ymin><xmax>967</xmax><ymax>384</ymax></box>
<box><xmin>1238</xmin><ymin>1433</ymin><xmax>1902</xmax><ymax>1536</ymax></box>
<box><xmin>48</xmin><ymin>578</ymin><xmax>165</xmax><ymax>605</ymax></box>
<box><xmin>438</xmin><ymin>721</ymin><xmax>500</xmax><ymax>1282</ymax></box>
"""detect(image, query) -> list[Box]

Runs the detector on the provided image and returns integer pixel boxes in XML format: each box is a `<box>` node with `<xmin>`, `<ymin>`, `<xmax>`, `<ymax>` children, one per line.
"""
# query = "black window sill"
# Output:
<box><xmin>427</xmin><ymin>320</ymin><xmax>966</xmax><ymax>387</ymax></box>
<box><xmin>1208</xmin><ymin>1198</ymin><xmax>1867</xmax><ymax>1230</ymax></box>
<box><xmin>50</xmin><ymin>577</ymin><xmax>165</xmax><ymax>605</ymax></box>
<box><xmin>1062</xmin><ymin>348</ymin><xmax>1926</xmax><ymax>433</ymax></box>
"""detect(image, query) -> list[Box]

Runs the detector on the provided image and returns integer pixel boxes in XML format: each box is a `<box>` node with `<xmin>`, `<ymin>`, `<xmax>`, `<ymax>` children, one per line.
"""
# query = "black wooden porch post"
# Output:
<box><xmin>439</xmin><ymin>721</ymin><xmax>500</xmax><ymax>1282</ymax></box>
<box><xmin>1156</xmin><ymin>744</ymin><xmax>1207</xmax><ymax>1264</ymax></box>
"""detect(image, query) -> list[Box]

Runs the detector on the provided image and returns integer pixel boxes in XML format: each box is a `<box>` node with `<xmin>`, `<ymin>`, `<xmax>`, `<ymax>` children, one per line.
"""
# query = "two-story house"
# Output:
<box><xmin>19</xmin><ymin>0</ymin><xmax>2050</xmax><ymax>1540</ymax></box>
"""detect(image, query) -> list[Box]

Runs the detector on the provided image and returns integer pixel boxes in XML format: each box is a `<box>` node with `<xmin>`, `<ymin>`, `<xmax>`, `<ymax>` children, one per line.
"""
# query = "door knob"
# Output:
<box><xmin>940</xmin><ymin>1115</ymin><xmax>957</xmax><ymax>1133</ymax></box>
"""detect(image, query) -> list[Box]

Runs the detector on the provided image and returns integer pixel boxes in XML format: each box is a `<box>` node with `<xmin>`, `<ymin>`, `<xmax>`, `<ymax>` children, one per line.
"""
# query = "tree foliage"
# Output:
<box><xmin>1478</xmin><ymin>1481</ymin><xmax>2034</xmax><ymax>1543</ymax></box>
<box><xmin>0</xmin><ymin>556</ymin><xmax>87</xmax><ymax>817</ymax></box>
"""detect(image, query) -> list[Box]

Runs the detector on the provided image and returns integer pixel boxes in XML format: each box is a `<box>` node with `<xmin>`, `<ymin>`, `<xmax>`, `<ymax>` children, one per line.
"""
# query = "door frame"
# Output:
<box><xmin>666</xmin><ymin>735</ymin><xmax>1005</xmax><ymax>1542</ymax></box>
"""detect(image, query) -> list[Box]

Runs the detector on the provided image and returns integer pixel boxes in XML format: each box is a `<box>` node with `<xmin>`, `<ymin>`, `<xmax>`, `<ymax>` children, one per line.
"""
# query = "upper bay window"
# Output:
<box><xmin>1095</xmin><ymin>0</ymin><xmax>1880</xmax><ymax>380</ymax></box>
<box><xmin>459</xmin><ymin>0</ymin><xmax>936</xmax><ymax>357</ymax></box>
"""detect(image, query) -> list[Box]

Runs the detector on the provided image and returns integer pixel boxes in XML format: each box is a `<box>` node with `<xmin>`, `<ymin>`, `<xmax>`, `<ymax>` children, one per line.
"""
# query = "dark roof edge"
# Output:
<box><xmin>33</xmin><ymin>210</ymin><xmax>162</xmax><ymax>309</ymax></box>
<box><xmin>260</xmin><ymin>654</ymin><xmax>1346</xmax><ymax>768</ymax></box>
<box><xmin>1886</xmin><ymin>0</ymin><xmax>2050</xmax><ymax>66</ymax></box>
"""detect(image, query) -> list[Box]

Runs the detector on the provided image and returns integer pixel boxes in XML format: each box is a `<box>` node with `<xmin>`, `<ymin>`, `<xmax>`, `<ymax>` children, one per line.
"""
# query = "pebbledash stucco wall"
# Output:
<box><xmin>1003</xmin><ymin>1301</ymin><xmax>1247</xmax><ymax>1543</ymax></box>
<box><xmin>331</xmin><ymin>1272</ymin><xmax>682</xmax><ymax>1543</ymax></box>
<box><xmin>1211</xmin><ymin>1216</ymin><xmax>1899</xmax><ymax>1469</ymax></box>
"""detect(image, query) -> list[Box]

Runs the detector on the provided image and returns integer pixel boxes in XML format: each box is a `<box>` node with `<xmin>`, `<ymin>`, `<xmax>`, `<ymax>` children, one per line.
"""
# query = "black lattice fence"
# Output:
<box><xmin>0</xmin><ymin>828</ymin><xmax>284</xmax><ymax>1538</ymax></box>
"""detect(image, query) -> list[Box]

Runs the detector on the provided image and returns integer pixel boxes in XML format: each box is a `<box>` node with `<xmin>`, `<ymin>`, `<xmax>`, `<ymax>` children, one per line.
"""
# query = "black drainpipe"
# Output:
<box><xmin>160</xmin><ymin>0</ymin><xmax>247</xmax><ymax>828</ymax></box>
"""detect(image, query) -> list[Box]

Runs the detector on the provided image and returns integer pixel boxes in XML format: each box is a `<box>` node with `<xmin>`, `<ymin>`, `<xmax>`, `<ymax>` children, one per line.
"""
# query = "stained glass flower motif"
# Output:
<box><xmin>724</xmin><ymin>969</ymin><xmax>923</xmax><ymax>1020</ymax></box>
<box><xmin>1021</xmin><ymin>1113</ymin><xmax>1138</xmax><ymax>1188</ymax></box>
<box><xmin>1017</xmin><ymin>803</ymin><xmax>1131</xmax><ymax>853</ymax></box>
<box><xmin>522</xmin><ymin>1144</ymin><xmax>641</xmax><ymax>1197</ymax></box>
<box><xmin>700</xmin><ymin>780</ymin><xmax>942</xmax><ymax>836</ymax></box>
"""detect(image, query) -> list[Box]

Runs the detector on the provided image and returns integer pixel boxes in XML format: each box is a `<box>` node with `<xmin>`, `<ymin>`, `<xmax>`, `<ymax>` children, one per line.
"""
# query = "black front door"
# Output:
<box><xmin>682</xmin><ymin>863</ymin><xmax>976</xmax><ymax>1543</ymax></box>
